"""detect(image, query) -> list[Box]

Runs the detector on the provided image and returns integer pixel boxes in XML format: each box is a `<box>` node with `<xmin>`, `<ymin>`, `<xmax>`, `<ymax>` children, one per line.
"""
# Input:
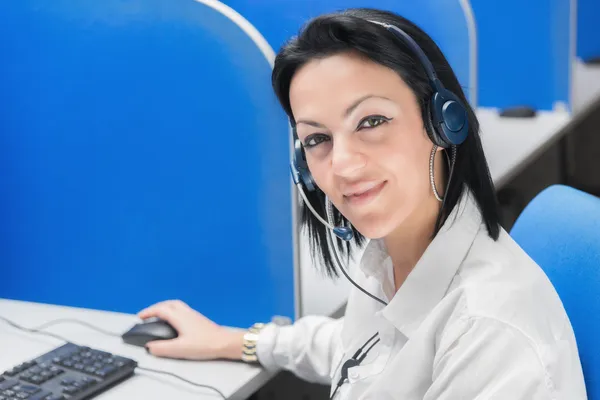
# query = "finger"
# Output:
<box><xmin>137</xmin><ymin>300</ymin><xmax>173</xmax><ymax>318</ymax></box>
<box><xmin>138</xmin><ymin>304</ymin><xmax>174</xmax><ymax>321</ymax></box>
<box><xmin>146</xmin><ymin>338</ymin><xmax>184</xmax><ymax>358</ymax></box>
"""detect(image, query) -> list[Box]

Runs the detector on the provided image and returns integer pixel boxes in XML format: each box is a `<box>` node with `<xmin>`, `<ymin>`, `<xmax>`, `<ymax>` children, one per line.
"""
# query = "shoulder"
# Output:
<box><xmin>436</xmin><ymin>226</ymin><xmax>584</xmax><ymax>397</ymax></box>
<box><xmin>453</xmin><ymin>227</ymin><xmax>568</xmax><ymax>335</ymax></box>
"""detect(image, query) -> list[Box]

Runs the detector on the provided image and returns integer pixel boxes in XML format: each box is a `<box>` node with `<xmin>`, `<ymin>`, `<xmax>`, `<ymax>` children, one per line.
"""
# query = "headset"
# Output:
<box><xmin>290</xmin><ymin>20</ymin><xmax>469</xmax><ymax>243</ymax></box>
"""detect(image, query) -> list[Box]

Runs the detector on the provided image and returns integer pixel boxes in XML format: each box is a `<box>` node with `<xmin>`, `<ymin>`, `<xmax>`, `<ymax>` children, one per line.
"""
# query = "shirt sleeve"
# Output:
<box><xmin>424</xmin><ymin>316</ymin><xmax>556</xmax><ymax>400</ymax></box>
<box><xmin>256</xmin><ymin>316</ymin><xmax>343</xmax><ymax>385</ymax></box>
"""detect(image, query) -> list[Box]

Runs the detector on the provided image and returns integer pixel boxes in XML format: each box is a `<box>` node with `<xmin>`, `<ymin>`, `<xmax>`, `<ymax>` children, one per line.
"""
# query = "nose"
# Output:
<box><xmin>331</xmin><ymin>136</ymin><xmax>366</xmax><ymax>178</ymax></box>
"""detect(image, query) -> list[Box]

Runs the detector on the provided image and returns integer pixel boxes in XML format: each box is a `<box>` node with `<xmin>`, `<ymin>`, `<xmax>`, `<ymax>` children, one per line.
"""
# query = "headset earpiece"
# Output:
<box><xmin>292</xmin><ymin>136</ymin><xmax>317</xmax><ymax>192</ymax></box>
<box><xmin>429</xmin><ymin>87</ymin><xmax>469</xmax><ymax>148</ymax></box>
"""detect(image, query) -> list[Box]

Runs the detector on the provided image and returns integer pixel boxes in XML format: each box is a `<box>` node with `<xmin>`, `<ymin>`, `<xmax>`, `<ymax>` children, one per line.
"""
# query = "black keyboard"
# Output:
<box><xmin>0</xmin><ymin>343</ymin><xmax>137</xmax><ymax>400</ymax></box>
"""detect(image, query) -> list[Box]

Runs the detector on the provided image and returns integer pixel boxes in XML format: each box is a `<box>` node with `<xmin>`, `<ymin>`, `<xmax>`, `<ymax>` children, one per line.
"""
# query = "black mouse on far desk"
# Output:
<box><xmin>499</xmin><ymin>106</ymin><xmax>537</xmax><ymax>118</ymax></box>
<box><xmin>122</xmin><ymin>317</ymin><xmax>178</xmax><ymax>347</ymax></box>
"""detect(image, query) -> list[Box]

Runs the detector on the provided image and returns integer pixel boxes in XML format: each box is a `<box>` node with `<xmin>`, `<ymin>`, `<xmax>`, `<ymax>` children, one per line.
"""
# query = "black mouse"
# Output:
<box><xmin>499</xmin><ymin>106</ymin><xmax>537</xmax><ymax>118</ymax></box>
<box><xmin>122</xmin><ymin>317</ymin><xmax>178</xmax><ymax>347</ymax></box>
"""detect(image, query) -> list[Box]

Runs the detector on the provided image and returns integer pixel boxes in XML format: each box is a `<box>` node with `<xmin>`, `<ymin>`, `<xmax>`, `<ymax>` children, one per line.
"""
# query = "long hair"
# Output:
<box><xmin>272</xmin><ymin>8</ymin><xmax>501</xmax><ymax>277</ymax></box>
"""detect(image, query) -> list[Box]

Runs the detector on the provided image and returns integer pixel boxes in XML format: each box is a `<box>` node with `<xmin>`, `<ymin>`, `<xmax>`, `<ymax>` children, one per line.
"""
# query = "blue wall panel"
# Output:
<box><xmin>226</xmin><ymin>0</ymin><xmax>475</xmax><ymax>104</ymax></box>
<box><xmin>577</xmin><ymin>0</ymin><xmax>600</xmax><ymax>61</ymax></box>
<box><xmin>0</xmin><ymin>0</ymin><xmax>472</xmax><ymax>327</ymax></box>
<box><xmin>0</xmin><ymin>0</ymin><xmax>293</xmax><ymax>328</ymax></box>
<box><xmin>471</xmin><ymin>0</ymin><xmax>572</xmax><ymax>111</ymax></box>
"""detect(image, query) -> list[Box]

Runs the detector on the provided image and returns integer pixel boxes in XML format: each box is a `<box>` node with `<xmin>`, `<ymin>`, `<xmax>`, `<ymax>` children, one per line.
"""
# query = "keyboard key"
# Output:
<box><xmin>45</xmin><ymin>395</ymin><xmax>65</xmax><ymax>400</ymax></box>
<box><xmin>3</xmin><ymin>390</ymin><xmax>15</xmax><ymax>397</ymax></box>
<box><xmin>28</xmin><ymin>391</ymin><xmax>52</xmax><ymax>400</ymax></box>
<box><xmin>0</xmin><ymin>380</ymin><xmax>17</xmax><ymax>390</ymax></box>
<box><xmin>62</xmin><ymin>386</ymin><xmax>78</xmax><ymax>395</ymax></box>
<box><xmin>16</xmin><ymin>392</ymin><xmax>29</xmax><ymax>399</ymax></box>
<box><xmin>29</xmin><ymin>376</ymin><xmax>43</xmax><ymax>385</ymax></box>
<box><xmin>81</xmin><ymin>377</ymin><xmax>97</xmax><ymax>386</ymax></box>
<box><xmin>60</xmin><ymin>378</ymin><xmax>75</xmax><ymax>386</ymax></box>
<box><xmin>12</xmin><ymin>385</ymin><xmax>39</xmax><ymax>394</ymax></box>
<box><xmin>95</xmin><ymin>365</ymin><xmax>116</xmax><ymax>378</ymax></box>
<box><xmin>84</xmin><ymin>366</ymin><xmax>96</xmax><ymax>374</ymax></box>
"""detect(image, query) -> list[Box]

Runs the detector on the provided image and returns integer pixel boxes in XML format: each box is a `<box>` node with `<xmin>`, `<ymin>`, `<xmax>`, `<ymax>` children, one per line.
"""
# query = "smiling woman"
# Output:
<box><xmin>137</xmin><ymin>7</ymin><xmax>586</xmax><ymax>400</ymax></box>
<box><xmin>273</xmin><ymin>12</ymin><xmax>498</xmax><ymax>277</ymax></box>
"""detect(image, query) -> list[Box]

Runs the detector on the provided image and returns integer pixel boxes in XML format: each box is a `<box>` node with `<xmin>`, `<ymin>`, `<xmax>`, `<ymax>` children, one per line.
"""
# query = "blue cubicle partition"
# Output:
<box><xmin>0</xmin><ymin>0</ymin><xmax>293</xmax><ymax>328</ymax></box>
<box><xmin>0</xmin><ymin>0</ymin><xmax>473</xmax><ymax>326</ymax></box>
<box><xmin>577</xmin><ymin>0</ymin><xmax>600</xmax><ymax>62</ymax></box>
<box><xmin>226</xmin><ymin>0</ymin><xmax>476</xmax><ymax>105</ymax></box>
<box><xmin>471</xmin><ymin>0</ymin><xmax>572</xmax><ymax>111</ymax></box>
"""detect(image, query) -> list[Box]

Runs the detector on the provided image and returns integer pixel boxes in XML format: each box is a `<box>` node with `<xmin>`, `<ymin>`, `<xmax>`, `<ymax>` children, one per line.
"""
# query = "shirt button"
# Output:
<box><xmin>349</xmin><ymin>370</ymin><xmax>359</xmax><ymax>380</ymax></box>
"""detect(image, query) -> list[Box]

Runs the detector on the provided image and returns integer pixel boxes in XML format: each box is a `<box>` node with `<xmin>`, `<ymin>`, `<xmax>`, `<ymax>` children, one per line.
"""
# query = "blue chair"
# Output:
<box><xmin>511</xmin><ymin>185</ymin><xmax>600</xmax><ymax>398</ymax></box>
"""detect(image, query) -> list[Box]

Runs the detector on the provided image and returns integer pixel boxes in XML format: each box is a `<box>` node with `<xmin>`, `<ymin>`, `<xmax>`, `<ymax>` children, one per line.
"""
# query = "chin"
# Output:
<box><xmin>349</xmin><ymin>217</ymin><xmax>396</xmax><ymax>240</ymax></box>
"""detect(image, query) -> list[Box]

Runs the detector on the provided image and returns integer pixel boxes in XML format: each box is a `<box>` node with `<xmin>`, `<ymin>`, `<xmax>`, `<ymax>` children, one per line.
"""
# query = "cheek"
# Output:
<box><xmin>305</xmin><ymin>158</ymin><xmax>331</xmax><ymax>193</ymax></box>
<box><xmin>379</xmin><ymin>135</ymin><xmax>433</xmax><ymax>199</ymax></box>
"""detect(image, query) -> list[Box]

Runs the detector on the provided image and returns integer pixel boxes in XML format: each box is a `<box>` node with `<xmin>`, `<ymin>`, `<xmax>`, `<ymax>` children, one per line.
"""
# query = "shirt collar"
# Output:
<box><xmin>359</xmin><ymin>191</ymin><xmax>483</xmax><ymax>338</ymax></box>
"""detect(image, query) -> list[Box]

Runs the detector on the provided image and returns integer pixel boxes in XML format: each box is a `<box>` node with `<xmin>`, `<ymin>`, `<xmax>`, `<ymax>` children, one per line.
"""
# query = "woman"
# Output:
<box><xmin>138</xmin><ymin>8</ymin><xmax>586</xmax><ymax>399</ymax></box>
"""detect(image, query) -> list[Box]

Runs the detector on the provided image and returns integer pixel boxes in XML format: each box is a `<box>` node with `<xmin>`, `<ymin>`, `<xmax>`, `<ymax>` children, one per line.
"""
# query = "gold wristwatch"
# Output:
<box><xmin>241</xmin><ymin>322</ymin><xmax>265</xmax><ymax>363</ymax></box>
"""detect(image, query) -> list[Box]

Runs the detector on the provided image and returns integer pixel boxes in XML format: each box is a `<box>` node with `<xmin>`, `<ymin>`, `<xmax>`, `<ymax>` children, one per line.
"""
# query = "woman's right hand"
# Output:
<box><xmin>137</xmin><ymin>300</ymin><xmax>245</xmax><ymax>360</ymax></box>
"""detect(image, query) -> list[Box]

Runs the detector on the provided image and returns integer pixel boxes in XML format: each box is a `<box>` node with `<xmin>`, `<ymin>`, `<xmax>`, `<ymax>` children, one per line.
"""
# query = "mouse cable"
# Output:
<box><xmin>136</xmin><ymin>366</ymin><xmax>225</xmax><ymax>399</ymax></box>
<box><xmin>31</xmin><ymin>318</ymin><xmax>122</xmax><ymax>337</ymax></box>
<box><xmin>0</xmin><ymin>315</ymin><xmax>226</xmax><ymax>399</ymax></box>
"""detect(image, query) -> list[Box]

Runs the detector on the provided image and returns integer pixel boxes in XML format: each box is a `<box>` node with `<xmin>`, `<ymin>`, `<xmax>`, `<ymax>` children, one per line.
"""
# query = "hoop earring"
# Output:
<box><xmin>429</xmin><ymin>145</ymin><xmax>455</xmax><ymax>202</ymax></box>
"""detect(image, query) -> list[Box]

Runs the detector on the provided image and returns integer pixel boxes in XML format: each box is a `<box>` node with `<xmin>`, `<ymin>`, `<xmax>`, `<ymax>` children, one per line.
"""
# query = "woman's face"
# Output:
<box><xmin>290</xmin><ymin>52</ymin><xmax>440</xmax><ymax>239</ymax></box>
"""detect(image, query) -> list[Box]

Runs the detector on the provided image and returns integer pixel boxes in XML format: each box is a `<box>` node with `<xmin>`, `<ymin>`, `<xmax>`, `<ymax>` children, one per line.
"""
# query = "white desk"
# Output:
<box><xmin>477</xmin><ymin>107</ymin><xmax>572</xmax><ymax>189</ymax></box>
<box><xmin>0</xmin><ymin>298</ymin><xmax>276</xmax><ymax>400</ymax></box>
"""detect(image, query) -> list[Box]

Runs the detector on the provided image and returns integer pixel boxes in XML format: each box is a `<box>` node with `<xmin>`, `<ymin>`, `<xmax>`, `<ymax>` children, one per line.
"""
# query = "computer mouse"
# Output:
<box><xmin>121</xmin><ymin>317</ymin><xmax>178</xmax><ymax>347</ymax></box>
<box><xmin>499</xmin><ymin>106</ymin><xmax>537</xmax><ymax>118</ymax></box>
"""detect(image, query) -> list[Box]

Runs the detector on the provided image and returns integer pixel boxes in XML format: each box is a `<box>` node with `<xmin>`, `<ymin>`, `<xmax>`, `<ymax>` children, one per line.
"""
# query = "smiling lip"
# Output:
<box><xmin>343</xmin><ymin>181</ymin><xmax>386</xmax><ymax>206</ymax></box>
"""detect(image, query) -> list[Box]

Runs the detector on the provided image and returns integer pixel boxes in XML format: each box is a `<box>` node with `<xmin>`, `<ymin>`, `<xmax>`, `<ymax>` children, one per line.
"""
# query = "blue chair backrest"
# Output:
<box><xmin>510</xmin><ymin>185</ymin><xmax>600</xmax><ymax>397</ymax></box>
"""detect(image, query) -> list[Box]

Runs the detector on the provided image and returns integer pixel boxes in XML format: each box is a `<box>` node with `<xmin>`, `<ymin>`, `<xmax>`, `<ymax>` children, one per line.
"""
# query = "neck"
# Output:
<box><xmin>384</xmin><ymin>196</ymin><xmax>440</xmax><ymax>292</ymax></box>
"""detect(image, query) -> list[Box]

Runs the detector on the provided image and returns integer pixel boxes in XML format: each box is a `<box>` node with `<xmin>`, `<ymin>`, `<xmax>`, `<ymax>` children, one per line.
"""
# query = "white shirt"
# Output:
<box><xmin>256</xmin><ymin>192</ymin><xmax>587</xmax><ymax>399</ymax></box>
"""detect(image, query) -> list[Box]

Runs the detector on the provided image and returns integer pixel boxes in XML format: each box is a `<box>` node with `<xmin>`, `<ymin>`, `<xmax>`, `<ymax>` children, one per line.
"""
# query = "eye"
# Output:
<box><xmin>303</xmin><ymin>134</ymin><xmax>330</xmax><ymax>149</ymax></box>
<box><xmin>358</xmin><ymin>115</ymin><xmax>392</xmax><ymax>130</ymax></box>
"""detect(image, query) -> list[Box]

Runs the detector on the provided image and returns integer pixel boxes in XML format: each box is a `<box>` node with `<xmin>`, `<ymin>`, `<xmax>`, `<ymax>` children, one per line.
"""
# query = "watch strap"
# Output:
<box><xmin>241</xmin><ymin>322</ymin><xmax>266</xmax><ymax>363</ymax></box>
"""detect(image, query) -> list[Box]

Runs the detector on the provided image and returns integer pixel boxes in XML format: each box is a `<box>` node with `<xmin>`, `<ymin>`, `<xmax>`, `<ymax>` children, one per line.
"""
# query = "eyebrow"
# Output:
<box><xmin>295</xmin><ymin>94</ymin><xmax>392</xmax><ymax>128</ymax></box>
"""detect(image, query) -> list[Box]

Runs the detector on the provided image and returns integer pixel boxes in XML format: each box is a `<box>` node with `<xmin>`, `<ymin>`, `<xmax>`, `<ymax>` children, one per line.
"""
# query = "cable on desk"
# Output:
<box><xmin>0</xmin><ymin>315</ymin><xmax>227</xmax><ymax>399</ymax></box>
<box><xmin>136</xmin><ymin>366</ymin><xmax>226</xmax><ymax>399</ymax></box>
<box><xmin>30</xmin><ymin>318</ymin><xmax>121</xmax><ymax>337</ymax></box>
<box><xmin>0</xmin><ymin>315</ymin><xmax>76</xmax><ymax>344</ymax></box>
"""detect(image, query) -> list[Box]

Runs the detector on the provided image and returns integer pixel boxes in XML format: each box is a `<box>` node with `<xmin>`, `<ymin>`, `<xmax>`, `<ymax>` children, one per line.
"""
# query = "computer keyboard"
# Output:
<box><xmin>0</xmin><ymin>343</ymin><xmax>137</xmax><ymax>400</ymax></box>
